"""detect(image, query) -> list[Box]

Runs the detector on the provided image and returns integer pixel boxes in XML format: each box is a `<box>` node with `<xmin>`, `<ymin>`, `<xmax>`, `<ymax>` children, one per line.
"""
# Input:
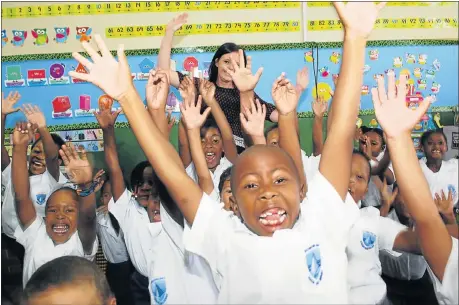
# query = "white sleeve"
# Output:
<box><xmin>14</xmin><ymin>217</ymin><xmax>43</xmax><ymax>250</ymax></box>
<box><xmin>108</xmin><ymin>188</ymin><xmax>133</xmax><ymax>231</ymax></box>
<box><xmin>380</xmin><ymin>249</ymin><xmax>427</xmax><ymax>280</ymax></box>
<box><xmin>186</xmin><ymin>162</ymin><xmax>198</xmax><ymax>183</ymax></box>
<box><xmin>428</xmin><ymin>237</ymin><xmax>458</xmax><ymax>305</ymax></box>
<box><xmin>377</xmin><ymin>216</ymin><xmax>407</xmax><ymax>251</ymax></box>
<box><xmin>302</xmin><ymin>172</ymin><xmax>359</xmax><ymax>241</ymax></box>
<box><xmin>183</xmin><ymin>193</ymin><xmax>231</xmax><ymax>276</ymax></box>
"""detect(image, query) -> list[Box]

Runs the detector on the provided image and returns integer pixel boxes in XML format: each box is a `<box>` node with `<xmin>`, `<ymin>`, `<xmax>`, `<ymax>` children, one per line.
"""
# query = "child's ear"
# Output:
<box><xmin>107</xmin><ymin>296</ymin><xmax>117</xmax><ymax>305</ymax></box>
<box><xmin>299</xmin><ymin>183</ymin><xmax>306</xmax><ymax>202</ymax></box>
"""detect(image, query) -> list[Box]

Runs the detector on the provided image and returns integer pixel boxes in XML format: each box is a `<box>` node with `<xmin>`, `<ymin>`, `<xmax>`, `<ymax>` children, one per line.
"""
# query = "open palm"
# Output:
<box><xmin>166</xmin><ymin>13</ymin><xmax>188</xmax><ymax>33</ymax></box>
<box><xmin>69</xmin><ymin>34</ymin><xmax>134</xmax><ymax>101</ymax></box>
<box><xmin>180</xmin><ymin>95</ymin><xmax>211</xmax><ymax>130</ymax></box>
<box><xmin>372</xmin><ymin>74</ymin><xmax>432</xmax><ymax>139</ymax></box>
<box><xmin>224</xmin><ymin>49</ymin><xmax>263</xmax><ymax>93</ymax></box>
<box><xmin>59</xmin><ymin>144</ymin><xmax>93</xmax><ymax>185</ymax></box>
<box><xmin>2</xmin><ymin>91</ymin><xmax>21</xmax><ymax>115</ymax></box>
<box><xmin>333</xmin><ymin>2</ymin><xmax>386</xmax><ymax>39</ymax></box>
<box><xmin>22</xmin><ymin>104</ymin><xmax>46</xmax><ymax>128</ymax></box>
<box><xmin>240</xmin><ymin>98</ymin><xmax>266</xmax><ymax>137</ymax></box>
<box><xmin>312</xmin><ymin>97</ymin><xmax>328</xmax><ymax>117</ymax></box>
<box><xmin>13</xmin><ymin>122</ymin><xmax>35</xmax><ymax>147</ymax></box>
<box><xmin>95</xmin><ymin>108</ymin><xmax>121</xmax><ymax>129</ymax></box>
<box><xmin>271</xmin><ymin>74</ymin><xmax>298</xmax><ymax>115</ymax></box>
<box><xmin>146</xmin><ymin>69</ymin><xmax>170</xmax><ymax>110</ymax></box>
<box><xmin>198</xmin><ymin>79</ymin><xmax>216</xmax><ymax>106</ymax></box>
<box><xmin>179</xmin><ymin>76</ymin><xmax>197</xmax><ymax>104</ymax></box>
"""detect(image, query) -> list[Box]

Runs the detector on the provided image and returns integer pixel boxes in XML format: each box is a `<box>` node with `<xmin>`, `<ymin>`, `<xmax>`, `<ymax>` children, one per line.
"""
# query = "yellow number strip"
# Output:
<box><xmin>106</xmin><ymin>20</ymin><xmax>300</xmax><ymax>38</ymax></box>
<box><xmin>308</xmin><ymin>2</ymin><xmax>435</xmax><ymax>7</ymax></box>
<box><xmin>1</xmin><ymin>1</ymin><xmax>300</xmax><ymax>19</ymax></box>
<box><xmin>308</xmin><ymin>17</ymin><xmax>458</xmax><ymax>31</ymax></box>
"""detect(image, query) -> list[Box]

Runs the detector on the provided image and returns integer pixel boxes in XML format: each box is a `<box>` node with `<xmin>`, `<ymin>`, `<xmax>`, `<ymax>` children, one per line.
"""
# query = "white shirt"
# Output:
<box><xmin>419</xmin><ymin>158</ymin><xmax>459</xmax><ymax>204</ymax></box>
<box><xmin>379</xmin><ymin>210</ymin><xmax>427</xmax><ymax>281</ymax></box>
<box><xmin>346</xmin><ymin>205</ymin><xmax>407</xmax><ymax>304</ymax></box>
<box><xmin>301</xmin><ymin>150</ymin><xmax>321</xmax><ymax>184</ymax></box>
<box><xmin>184</xmin><ymin>172</ymin><xmax>360</xmax><ymax>304</ymax></box>
<box><xmin>362</xmin><ymin>151</ymin><xmax>395</xmax><ymax>208</ymax></box>
<box><xmin>14</xmin><ymin>217</ymin><xmax>98</xmax><ymax>287</ymax></box>
<box><xmin>186</xmin><ymin>156</ymin><xmax>232</xmax><ymax>202</ymax></box>
<box><xmin>1</xmin><ymin>163</ymin><xmax>67</xmax><ymax>239</ymax></box>
<box><xmin>109</xmin><ymin>189</ymin><xmax>217</xmax><ymax>304</ymax></box>
<box><xmin>427</xmin><ymin>237</ymin><xmax>458</xmax><ymax>305</ymax></box>
<box><xmin>96</xmin><ymin>210</ymin><xmax>129</xmax><ymax>264</ymax></box>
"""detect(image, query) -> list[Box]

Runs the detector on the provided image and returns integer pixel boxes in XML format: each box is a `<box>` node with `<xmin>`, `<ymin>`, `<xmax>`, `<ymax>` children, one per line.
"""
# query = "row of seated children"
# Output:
<box><xmin>2</xmin><ymin>3</ymin><xmax>458</xmax><ymax>305</ymax></box>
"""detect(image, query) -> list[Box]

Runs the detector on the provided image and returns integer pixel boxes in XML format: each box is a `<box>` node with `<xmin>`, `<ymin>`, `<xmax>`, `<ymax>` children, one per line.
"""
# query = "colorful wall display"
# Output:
<box><xmin>2</xmin><ymin>42</ymin><xmax>457</xmax><ymax>130</ymax></box>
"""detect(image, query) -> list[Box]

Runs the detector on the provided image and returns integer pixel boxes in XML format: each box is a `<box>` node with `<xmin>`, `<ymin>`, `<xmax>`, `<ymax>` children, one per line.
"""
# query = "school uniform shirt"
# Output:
<box><xmin>362</xmin><ymin>152</ymin><xmax>395</xmax><ymax>208</ymax></box>
<box><xmin>379</xmin><ymin>210</ymin><xmax>427</xmax><ymax>281</ymax></box>
<box><xmin>346</xmin><ymin>205</ymin><xmax>407</xmax><ymax>304</ymax></box>
<box><xmin>1</xmin><ymin>163</ymin><xmax>67</xmax><ymax>239</ymax></box>
<box><xmin>185</xmin><ymin>156</ymin><xmax>232</xmax><ymax>202</ymax></box>
<box><xmin>96</xmin><ymin>210</ymin><xmax>129</xmax><ymax>264</ymax></box>
<box><xmin>183</xmin><ymin>172</ymin><xmax>360</xmax><ymax>304</ymax></box>
<box><xmin>301</xmin><ymin>150</ymin><xmax>321</xmax><ymax>184</ymax></box>
<box><xmin>419</xmin><ymin>158</ymin><xmax>459</xmax><ymax>204</ymax></box>
<box><xmin>109</xmin><ymin>189</ymin><xmax>218</xmax><ymax>304</ymax></box>
<box><xmin>14</xmin><ymin>217</ymin><xmax>98</xmax><ymax>286</ymax></box>
<box><xmin>427</xmin><ymin>237</ymin><xmax>458</xmax><ymax>305</ymax></box>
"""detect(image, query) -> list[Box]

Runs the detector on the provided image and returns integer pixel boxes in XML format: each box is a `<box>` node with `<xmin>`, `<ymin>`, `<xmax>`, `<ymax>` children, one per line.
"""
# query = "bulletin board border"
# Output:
<box><xmin>2</xmin><ymin>39</ymin><xmax>458</xmax><ymax>62</ymax></box>
<box><xmin>3</xmin><ymin>106</ymin><xmax>456</xmax><ymax>134</ymax></box>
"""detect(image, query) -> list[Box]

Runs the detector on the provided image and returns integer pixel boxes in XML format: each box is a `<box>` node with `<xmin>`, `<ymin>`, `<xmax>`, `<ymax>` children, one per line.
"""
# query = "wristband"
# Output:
<box><xmin>78</xmin><ymin>181</ymin><xmax>98</xmax><ymax>197</ymax></box>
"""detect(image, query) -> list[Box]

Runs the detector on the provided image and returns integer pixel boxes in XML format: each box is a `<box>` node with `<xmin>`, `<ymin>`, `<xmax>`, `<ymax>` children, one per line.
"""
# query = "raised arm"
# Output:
<box><xmin>180</xmin><ymin>95</ymin><xmax>214</xmax><ymax>194</ymax></box>
<box><xmin>95</xmin><ymin>108</ymin><xmax>125</xmax><ymax>201</ymax></box>
<box><xmin>1</xmin><ymin>91</ymin><xmax>21</xmax><ymax>171</ymax></box>
<box><xmin>320</xmin><ymin>2</ymin><xmax>384</xmax><ymax>200</ymax></box>
<box><xmin>240</xmin><ymin>98</ymin><xmax>267</xmax><ymax>146</ymax></box>
<box><xmin>272</xmin><ymin>74</ymin><xmax>306</xmax><ymax>194</ymax></box>
<box><xmin>12</xmin><ymin>122</ymin><xmax>37</xmax><ymax>229</ymax></box>
<box><xmin>69</xmin><ymin>35</ymin><xmax>202</xmax><ymax>225</ymax></box>
<box><xmin>371</xmin><ymin>71</ymin><xmax>450</xmax><ymax>281</ymax></box>
<box><xmin>22</xmin><ymin>104</ymin><xmax>61</xmax><ymax>181</ymax></box>
<box><xmin>157</xmin><ymin>13</ymin><xmax>188</xmax><ymax>88</ymax></box>
<box><xmin>311</xmin><ymin>97</ymin><xmax>328</xmax><ymax>156</ymax></box>
<box><xmin>59</xmin><ymin>144</ymin><xmax>98</xmax><ymax>254</ymax></box>
<box><xmin>178</xmin><ymin>76</ymin><xmax>198</xmax><ymax>167</ymax></box>
<box><xmin>199</xmin><ymin>78</ymin><xmax>238</xmax><ymax>163</ymax></box>
<box><xmin>146</xmin><ymin>69</ymin><xmax>171</xmax><ymax>137</ymax></box>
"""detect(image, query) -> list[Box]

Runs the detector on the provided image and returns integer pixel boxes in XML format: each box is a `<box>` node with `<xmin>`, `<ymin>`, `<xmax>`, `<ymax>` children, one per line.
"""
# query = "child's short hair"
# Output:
<box><xmin>130</xmin><ymin>161</ymin><xmax>154</xmax><ymax>191</ymax></box>
<box><xmin>31</xmin><ymin>133</ymin><xmax>66</xmax><ymax>161</ymax></box>
<box><xmin>362</xmin><ymin>127</ymin><xmax>385</xmax><ymax>147</ymax></box>
<box><xmin>200</xmin><ymin>117</ymin><xmax>221</xmax><ymax>139</ymax></box>
<box><xmin>46</xmin><ymin>185</ymin><xmax>79</xmax><ymax>208</ymax></box>
<box><xmin>352</xmin><ymin>150</ymin><xmax>371</xmax><ymax>181</ymax></box>
<box><xmin>20</xmin><ymin>256</ymin><xmax>113</xmax><ymax>305</ymax></box>
<box><xmin>264</xmin><ymin>123</ymin><xmax>279</xmax><ymax>139</ymax></box>
<box><xmin>218</xmin><ymin>166</ymin><xmax>233</xmax><ymax>194</ymax></box>
<box><xmin>420</xmin><ymin>129</ymin><xmax>447</xmax><ymax>146</ymax></box>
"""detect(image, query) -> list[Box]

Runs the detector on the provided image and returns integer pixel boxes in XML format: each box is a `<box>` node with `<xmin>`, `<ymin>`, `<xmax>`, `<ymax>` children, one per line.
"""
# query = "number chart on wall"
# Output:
<box><xmin>2</xmin><ymin>43</ymin><xmax>457</xmax><ymax>130</ymax></box>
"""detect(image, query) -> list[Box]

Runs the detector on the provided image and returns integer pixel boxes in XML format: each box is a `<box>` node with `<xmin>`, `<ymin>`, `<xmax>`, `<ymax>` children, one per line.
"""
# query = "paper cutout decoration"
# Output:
<box><xmin>431</xmin><ymin>82</ymin><xmax>441</xmax><ymax>93</ymax></box>
<box><xmin>319</xmin><ymin>66</ymin><xmax>329</xmax><ymax>77</ymax></box>
<box><xmin>54</xmin><ymin>27</ymin><xmax>70</xmax><ymax>43</ymax></box>
<box><xmin>332</xmin><ymin>74</ymin><xmax>339</xmax><ymax>83</ymax></box>
<box><xmin>361</xmin><ymin>85</ymin><xmax>369</xmax><ymax>95</ymax></box>
<box><xmin>27</xmin><ymin>69</ymin><xmax>48</xmax><ymax>86</ymax></box>
<box><xmin>137</xmin><ymin>58</ymin><xmax>155</xmax><ymax>80</ymax></box>
<box><xmin>432</xmin><ymin>59</ymin><xmax>441</xmax><ymax>71</ymax></box>
<box><xmin>311</xmin><ymin>83</ymin><xmax>332</xmax><ymax>102</ymax></box>
<box><xmin>49</xmin><ymin>63</ymin><xmax>70</xmax><ymax>85</ymax></box>
<box><xmin>362</xmin><ymin>64</ymin><xmax>371</xmax><ymax>75</ymax></box>
<box><xmin>98</xmin><ymin>95</ymin><xmax>113</xmax><ymax>111</ymax></box>
<box><xmin>425</xmin><ymin>69</ymin><xmax>435</xmax><ymax>78</ymax></box>
<box><xmin>329</xmin><ymin>52</ymin><xmax>341</xmax><ymax>64</ymax></box>
<box><xmin>369</xmin><ymin>119</ymin><xmax>378</xmax><ymax>128</ymax></box>
<box><xmin>52</xmin><ymin>96</ymin><xmax>73</xmax><ymax>118</ymax></box>
<box><xmin>2</xmin><ymin>30</ymin><xmax>8</xmax><ymax>47</ymax></box>
<box><xmin>417</xmin><ymin>79</ymin><xmax>427</xmax><ymax>90</ymax></box>
<box><xmin>166</xmin><ymin>92</ymin><xmax>180</xmax><ymax>112</ymax></box>
<box><xmin>11</xmin><ymin>30</ymin><xmax>27</xmax><ymax>47</ymax></box>
<box><xmin>369</xmin><ymin>49</ymin><xmax>379</xmax><ymax>60</ymax></box>
<box><xmin>5</xmin><ymin>65</ymin><xmax>25</xmax><ymax>87</ymax></box>
<box><xmin>304</xmin><ymin>51</ymin><xmax>313</xmax><ymax>62</ymax></box>
<box><xmin>183</xmin><ymin>56</ymin><xmax>199</xmax><ymax>72</ymax></box>
<box><xmin>413</xmin><ymin>68</ymin><xmax>422</xmax><ymax>78</ymax></box>
<box><xmin>434</xmin><ymin>113</ymin><xmax>443</xmax><ymax>128</ymax></box>
<box><xmin>75</xmin><ymin>95</ymin><xmax>96</xmax><ymax>117</ymax></box>
<box><xmin>203</xmin><ymin>61</ymin><xmax>211</xmax><ymax>79</ymax></box>
<box><xmin>418</xmin><ymin>54</ymin><xmax>427</xmax><ymax>65</ymax></box>
<box><xmin>71</xmin><ymin>63</ymin><xmax>88</xmax><ymax>83</ymax></box>
<box><xmin>31</xmin><ymin>28</ymin><xmax>49</xmax><ymax>46</ymax></box>
<box><xmin>393</xmin><ymin>57</ymin><xmax>403</xmax><ymax>68</ymax></box>
<box><xmin>76</xmin><ymin>26</ymin><xmax>92</xmax><ymax>42</ymax></box>
<box><xmin>405</xmin><ymin>53</ymin><xmax>416</xmax><ymax>64</ymax></box>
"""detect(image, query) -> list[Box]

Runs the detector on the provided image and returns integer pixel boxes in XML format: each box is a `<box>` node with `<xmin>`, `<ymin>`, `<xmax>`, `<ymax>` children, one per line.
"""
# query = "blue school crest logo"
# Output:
<box><xmin>151</xmin><ymin>277</ymin><xmax>168</xmax><ymax>305</ymax></box>
<box><xmin>305</xmin><ymin>244</ymin><xmax>323</xmax><ymax>285</ymax></box>
<box><xmin>36</xmin><ymin>194</ymin><xmax>46</xmax><ymax>205</ymax></box>
<box><xmin>361</xmin><ymin>231</ymin><xmax>376</xmax><ymax>250</ymax></box>
<box><xmin>448</xmin><ymin>185</ymin><xmax>457</xmax><ymax>198</ymax></box>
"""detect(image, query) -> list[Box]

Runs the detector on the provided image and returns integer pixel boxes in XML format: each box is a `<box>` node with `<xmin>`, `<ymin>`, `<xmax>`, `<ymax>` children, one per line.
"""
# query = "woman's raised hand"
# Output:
<box><xmin>223</xmin><ymin>49</ymin><xmax>263</xmax><ymax>93</ymax></box>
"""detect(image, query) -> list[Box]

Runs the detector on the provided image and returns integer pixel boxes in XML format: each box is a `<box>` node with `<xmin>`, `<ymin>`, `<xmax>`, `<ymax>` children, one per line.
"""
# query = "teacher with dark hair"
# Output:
<box><xmin>156</xmin><ymin>13</ymin><xmax>288</xmax><ymax>154</ymax></box>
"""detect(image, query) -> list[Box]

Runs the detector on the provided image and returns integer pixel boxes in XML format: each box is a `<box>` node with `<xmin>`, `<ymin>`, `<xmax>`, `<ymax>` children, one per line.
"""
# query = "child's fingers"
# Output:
<box><xmin>376</xmin><ymin>76</ymin><xmax>387</xmax><ymax>103</ymax></box>
<box><xmin>448</xmin><ymin>189</ymin><xmax>453</xmax><ymax>201</ymax></box>
<box><xmin>435</xmin><ymin>193</ymin><xmax>441</xmax><ymax>203</ymax></box>
<box><xmin>196</xmin><ymin>95</ymin><xmax>203</xmax><ymax>109</ymax></box>
<box><xmin>71</xmin><ymin>52</ymin><xmax>94</xmax><ymax>71</ymax></box>
<box><xmin>113</xmin><ymin>109</ymin><xmax>122</xmax><ymax>120</ymax></box>
<box><xmin>59</xmin><ymin>148</ymin><xmax>71</xmax><ymax>166</ymax></box>
<box><xmin>79</xmin><ymin>149</ymin><xmax>88</xmax><ymax>161</ymax></box>
<box><xmin>387</xmin><ymin>72</ymin><xmax>396</xmax><ymax>100</ymax></box>
<box><xmin>396</xmin><ymin>74</ymin><xmax>407</xmax><ymax>99</ymax></box>
<box><xmin>94</xmin><ymin>34</ymin><xmax>111</xmax><ymax>58</ymax></box>
<box><xmin>230</xmin><ymin>58</ymin><xmax>239</xmax><ymax>73</ymax></box>
<box><xmin>391</xmin><ymin>188</ymin><xmax>399</xmax><ymax>201</ymax></box>
<box><xmin>117</xmin><ymin>44</ymin><xmax>130</xmax><ymax>73</ymax></box>
<box><xmin>238</xmin><ymin>49</ymin><xmax>245</xmax><ymax>69</ymax></box>
<box><xmin>33</xmin><ymin>105</ymin><xmax>41</xmax><ymax>114</ymax></box>
<box><xmin>240</xmin><ymin>112</ymin><xmax>248</xmax><ymax>127</ymax></box>
<box><xmin>371</xmin><ymin>87</ymin><xmax>382</xmax><ymax>110</ymax></box>
<box><xmin>82</xmin><ymin>41</ymin><xmax>102</xmax><ymax>63</ymax></box>
<box><xmin>202</xmin><ymin>107</ymin><xmax>212</xmax><ymax>120</ymax></box>
<box><xmin>69</xmin><ymin>71</ymin><xmax>92</xmax><ymax>83</ymax></box>
<box><xmin>68</xmin><ymin>143</ymin><xmax>79</xmax><ymax>160</ymax></box>
<box><xmin>254</xmin><ymin>67</ymin><xmax>264</xmax><ymax>82</ymax></box>
<box><xmin>441</xmin><ymin>190</ymin><xmax>446</xmax><ymax>201</ymax></box>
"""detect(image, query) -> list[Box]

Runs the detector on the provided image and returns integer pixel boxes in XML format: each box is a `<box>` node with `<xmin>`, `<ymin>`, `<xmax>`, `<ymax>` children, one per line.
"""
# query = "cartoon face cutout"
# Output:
<box><xmin>76</xmin><ymin>27</ymin><xmax>92</xmax><ymax>42</ymax></box>
<box><xmin>1</xmin><ymin>30</ymin><xmax>7</xmax><ymax>47</ymax></box>
<box><xmin>369</xmin><ymin>49</ymin><xmax>379</xmax><ymax>60</ymax></box>
<box><xmin>54</xmin><ymin>27</ymin><xmax>70</xmax><ymax>43</ymax></box>
<box><xmin>417</xmin><ymin>79</ymin><xmax>427</xmax><ymax>90</ymax></box>
<box><xmin>329</xmin><ymin>52</ymin><xmax>341</xmax><ymax>64</ymax></box>
<box><xmin>393</xmin><ymin>57</ymin><xmax>403</xmax><ymax>68</ymax></box>
<box><xmin>431</xmin><ymin>82</ymin><xmax>441</xmax><ymax>93</ymax></box>
<box><xmin>418</xmin><ymin>54</ymin><xmax>427</xmax><ymax>65</ymax></box>
<box><xmin>425</xmin><ymin>69</ymin><xmax>435</xmax><ymax>78</ymax></box>
<box><xmin>413</xmin><ymin>68</ymin><xmax>422</xmax><ymax>78</ymax></box>
<box><xmin>11</xmin><ymin>30</ymin><xmax>27</xmax><ymax>47</ymax></box>
<box><xmin>304</xmin><ymin>51</ymin><xmax>313</xmax><ymax>63</ymax></box>
<box><xmin>361</xmin><ymin>85</ymin><xmax>369</xmax><ymax>95</ymax></box>
<box><xmin>32</xmin><ymin>28</ymin><xmax>48</xmax><ymax>46</ymax></box>
<box><xmin>405</xmin><ymin>53</ymin><xmax>416</xmax><ymax>64</ymax></box>
<box><xmin>319</xmin><ymin>66</ymin><xmax>329</xmax><ymax>77</ymax></box>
